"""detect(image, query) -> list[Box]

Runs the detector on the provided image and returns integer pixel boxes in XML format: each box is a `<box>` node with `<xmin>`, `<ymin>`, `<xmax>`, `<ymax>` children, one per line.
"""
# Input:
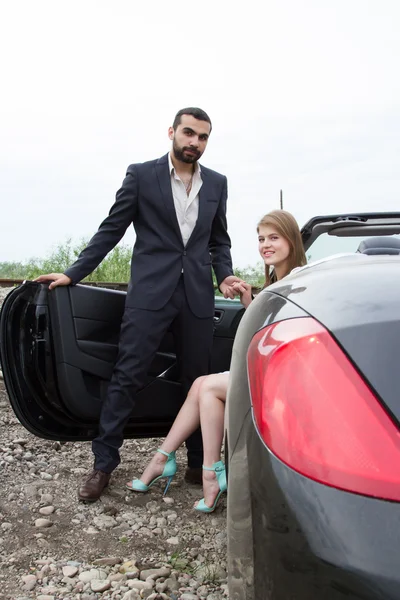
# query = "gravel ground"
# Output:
<box><xmin>0</xmin><ymin>287</ymin><xmax>228</xmax><ymax>600</ymax></box>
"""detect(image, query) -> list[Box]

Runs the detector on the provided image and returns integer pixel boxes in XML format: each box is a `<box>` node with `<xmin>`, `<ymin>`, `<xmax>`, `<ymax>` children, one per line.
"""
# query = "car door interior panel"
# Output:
<box><xmin>0</xmin><ymin>282</ymin><xmax>244</xmax><ymax>440</ymax></box>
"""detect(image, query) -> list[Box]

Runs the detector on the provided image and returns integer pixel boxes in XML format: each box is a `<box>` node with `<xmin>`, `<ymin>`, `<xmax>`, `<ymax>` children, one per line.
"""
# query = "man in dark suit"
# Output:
<box><xmin>36</xmin><ymin>107</ymin><xmax>240</xmax><ymax>501</ymax></box>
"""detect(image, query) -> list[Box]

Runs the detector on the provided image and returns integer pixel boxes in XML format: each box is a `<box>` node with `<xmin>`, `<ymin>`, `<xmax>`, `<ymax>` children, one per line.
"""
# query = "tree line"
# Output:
<box><xmin>0</xmin><ymin>240</ymin><xmax>265</xmax><ymax>289</ymax></box>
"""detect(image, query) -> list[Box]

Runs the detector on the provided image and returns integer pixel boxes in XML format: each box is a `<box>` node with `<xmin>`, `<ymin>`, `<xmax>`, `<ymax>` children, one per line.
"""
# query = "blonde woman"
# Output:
<box><xmin>127</xmin><ymin>210</ymin><xmax>306</xmax><ymax>512</ymax></box>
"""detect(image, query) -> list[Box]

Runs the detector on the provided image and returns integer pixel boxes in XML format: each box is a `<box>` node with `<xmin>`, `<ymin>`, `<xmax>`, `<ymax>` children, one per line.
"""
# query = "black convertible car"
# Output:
<box><xmin>1</xmin><ymin>213</ymin><xmax>400</xmax><ymax>599</ymax></box>
<box><xmin>226</xmin><ymin>214</ymin><xmax>400</xmax><ymax>599</ymax></box>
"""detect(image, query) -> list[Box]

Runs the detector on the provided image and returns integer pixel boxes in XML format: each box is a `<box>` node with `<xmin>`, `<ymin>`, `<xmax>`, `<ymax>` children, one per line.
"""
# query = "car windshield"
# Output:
<box><xmin>307</xmin><ymin>233</ymin><xmax>400</xmax><ymax>262</ymax></box>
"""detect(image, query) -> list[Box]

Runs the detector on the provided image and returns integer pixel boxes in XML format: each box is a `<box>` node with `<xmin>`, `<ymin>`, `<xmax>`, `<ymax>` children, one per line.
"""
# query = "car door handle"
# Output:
<box><xmin>214</xmin><ymin>310</ymin><xmax>224</xmax><ymax>323</ymax></box>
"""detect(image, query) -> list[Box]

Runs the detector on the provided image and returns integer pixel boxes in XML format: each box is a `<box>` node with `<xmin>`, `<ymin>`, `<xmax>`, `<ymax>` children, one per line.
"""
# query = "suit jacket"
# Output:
<box><xmin>64</xmin><ymin>154</ymin><xmax>233</xmax><ymax>318</ymax></box>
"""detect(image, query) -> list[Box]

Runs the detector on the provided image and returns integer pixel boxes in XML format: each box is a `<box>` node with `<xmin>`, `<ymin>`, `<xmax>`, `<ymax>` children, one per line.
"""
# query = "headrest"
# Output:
<box><xmin>357</xmin><ymin>237</ymin><xmax>400</xmax><ymax>255</ymax></box>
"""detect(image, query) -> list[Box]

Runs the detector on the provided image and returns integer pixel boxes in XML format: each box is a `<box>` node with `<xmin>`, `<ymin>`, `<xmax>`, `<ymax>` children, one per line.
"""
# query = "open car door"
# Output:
<box><xmin>0</xmin><ymin>283</ymin><xmax>244</xmax><ymax>441</ymax></box>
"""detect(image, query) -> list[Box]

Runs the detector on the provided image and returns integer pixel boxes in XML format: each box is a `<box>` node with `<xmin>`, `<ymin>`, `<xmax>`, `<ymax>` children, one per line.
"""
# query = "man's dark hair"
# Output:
<box><xmin>172</xmin><ymin>107</ymin><xmax>212</xmax><ymax>132</ymax></box>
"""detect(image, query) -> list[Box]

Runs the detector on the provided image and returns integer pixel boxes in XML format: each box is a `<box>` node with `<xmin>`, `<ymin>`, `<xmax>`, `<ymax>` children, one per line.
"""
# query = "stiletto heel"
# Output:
<box><xmin>127</xmin><ymin>449</ymin><xmax>177</xmax><ymax>495</ymax></box>
<box><xmin>194</xmin><ymin>461</ymin><xmax>227</xmax><ymax>513</ymax></box>
<box><xmin>163</xmin><ymin>475</ymin><xmax>173</xmax><ymax>496</ymax></box>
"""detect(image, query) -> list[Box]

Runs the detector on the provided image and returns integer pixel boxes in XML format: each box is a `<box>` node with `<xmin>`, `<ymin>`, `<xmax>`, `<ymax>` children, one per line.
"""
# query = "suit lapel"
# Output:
<box><xmin>198</xmin><ymin>169</ymin><xmax>210</xmax><ymax>221</ymax></box>
<box><xmin>186</xmin><ymin>167</ymin><xmax>211</xmax><ymax>248</ymax></box>
<box><xmin>155</xmin><ymin>155</ymin><xmax>183</xmax><ymax>245</ymax></box>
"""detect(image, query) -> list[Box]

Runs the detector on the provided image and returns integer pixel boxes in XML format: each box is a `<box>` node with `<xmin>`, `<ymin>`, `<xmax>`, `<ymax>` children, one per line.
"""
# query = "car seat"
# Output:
<box><xmin>357</xmin><ymin>237</ymin><xmax>400</xmax><ymax>255</ymax></box>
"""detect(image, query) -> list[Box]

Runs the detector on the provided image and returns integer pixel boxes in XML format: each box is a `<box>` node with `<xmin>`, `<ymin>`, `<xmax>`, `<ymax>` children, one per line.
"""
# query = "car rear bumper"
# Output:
<box><xmin>228</xmin><ymin>411</ymin><xmax>400</xmax><ymax>600</ymax></box>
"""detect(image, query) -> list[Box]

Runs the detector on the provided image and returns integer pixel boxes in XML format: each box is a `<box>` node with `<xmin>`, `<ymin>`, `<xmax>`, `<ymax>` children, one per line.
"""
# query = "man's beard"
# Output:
<box><xmin>173</xmin><ymin>140</ymin><xmax>202</xmax><ymax>164</ymax></box>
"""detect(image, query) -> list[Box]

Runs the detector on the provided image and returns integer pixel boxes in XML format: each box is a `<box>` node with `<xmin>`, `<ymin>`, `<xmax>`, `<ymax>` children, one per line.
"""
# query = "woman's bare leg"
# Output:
<box><xmin>195</xmin><ymin>373</ymin><xmax>229</xmax><ymax>508</ymax></box>
<box><xmin>127</xmin><ymin>376</ymin><xmax>205</xmax><ymax>487</ymax></box>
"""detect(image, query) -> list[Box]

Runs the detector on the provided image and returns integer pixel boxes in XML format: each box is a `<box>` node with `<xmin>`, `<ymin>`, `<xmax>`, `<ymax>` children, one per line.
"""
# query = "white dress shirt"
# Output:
<box><xmin>168</xmin><ymin>153</ymin><xmax>203</xmax><ymax>247</ymax></box>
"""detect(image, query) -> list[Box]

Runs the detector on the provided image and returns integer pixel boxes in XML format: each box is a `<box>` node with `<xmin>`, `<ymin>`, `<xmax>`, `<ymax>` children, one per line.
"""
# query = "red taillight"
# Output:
<box><xmin>247</xmin><ymin>317</ymin><xmax>400</xmax><ymax>501</ymax></box>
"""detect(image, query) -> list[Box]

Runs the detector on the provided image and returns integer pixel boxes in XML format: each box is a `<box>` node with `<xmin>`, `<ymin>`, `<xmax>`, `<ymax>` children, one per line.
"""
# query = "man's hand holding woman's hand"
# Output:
<box><xmin>231</xmin><ymin>281</ymin><xmax>253</xmax><ymax>308</ymax></box>
<box><xmin>219</xmin><ymin>276</ymin><xmax>253</xmax><ymax>307</ymax></box>
<box><xmin>34</xmin><ymin>273</ymin><xmax>72</xmax><ymax>290</ymax></box>
<box><xmin>219</xmin><ymin>275</ymin><xmax>244</xmax><ymax>299</ymax></box>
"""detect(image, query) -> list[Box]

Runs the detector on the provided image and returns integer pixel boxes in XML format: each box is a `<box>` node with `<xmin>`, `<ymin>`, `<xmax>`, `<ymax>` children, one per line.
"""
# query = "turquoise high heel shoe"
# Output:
<box><xmin>127</xmin><ymin>449</ymin><xmax>177</xmax><ymax>496</ymax></box>
<box><xmin>194</xmin><ymin>461</ymin><xmax>227</xmax><ymax>513</ymax></box>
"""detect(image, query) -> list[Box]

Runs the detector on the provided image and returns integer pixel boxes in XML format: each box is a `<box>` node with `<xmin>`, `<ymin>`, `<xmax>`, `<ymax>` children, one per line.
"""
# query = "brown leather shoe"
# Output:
<box><xmin>78</xmin><ymin>469</ymin><xmax>111</xmax><ymax>502</ymax></box>
<box><xmin>184</xmin><ymin>467</ymin><xmax>202</xmax><ymax>485</ymax></box>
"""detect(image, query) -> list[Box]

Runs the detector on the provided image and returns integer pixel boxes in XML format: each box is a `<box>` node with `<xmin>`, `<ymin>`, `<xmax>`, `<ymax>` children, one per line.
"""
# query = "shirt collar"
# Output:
<box><xmin>168</xmin><ymin>152</ymin><xmax>201</xmax><ymax>176</ymax></box>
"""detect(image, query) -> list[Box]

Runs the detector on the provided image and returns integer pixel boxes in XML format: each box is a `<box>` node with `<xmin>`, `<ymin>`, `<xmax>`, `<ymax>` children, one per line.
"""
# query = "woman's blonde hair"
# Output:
<box><xmin>257</xmin><ymin>209</ymin><xmax>307</xmax><ymax>287</ymax></box>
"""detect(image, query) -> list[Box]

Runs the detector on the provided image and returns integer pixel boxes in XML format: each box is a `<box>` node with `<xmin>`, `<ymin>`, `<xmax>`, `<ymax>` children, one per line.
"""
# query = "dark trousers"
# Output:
<box><xmin>92</xmin><ymin>276</ymin><xmax>214</xmax><ymax>473</ymax></box>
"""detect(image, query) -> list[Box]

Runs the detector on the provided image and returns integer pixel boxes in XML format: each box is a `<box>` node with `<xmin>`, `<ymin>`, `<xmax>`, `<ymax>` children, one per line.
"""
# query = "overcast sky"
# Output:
<box><xmin>1</xmin><ymin>0</ymin><xmax>399</xmax><ymax>270</ymax></box>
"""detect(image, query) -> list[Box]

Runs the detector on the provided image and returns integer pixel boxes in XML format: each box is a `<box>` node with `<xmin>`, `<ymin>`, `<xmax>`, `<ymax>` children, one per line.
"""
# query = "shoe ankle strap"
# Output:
<box><xmin>202</xmin><ymin>461</ymin><xmax>225</xmax><ymax>473</ymax></box>
<box><xmin>157</xmin><ymin>449</ymin><xmax>173</xmax><ymax>458</ymax></box>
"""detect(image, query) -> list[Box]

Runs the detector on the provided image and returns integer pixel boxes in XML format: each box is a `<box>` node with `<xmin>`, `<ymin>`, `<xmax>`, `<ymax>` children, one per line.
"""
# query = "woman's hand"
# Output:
<box><xmin>232</xmin><ymin>281</ymin><xmax>253</xmax><ymax>308</ymax></box>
